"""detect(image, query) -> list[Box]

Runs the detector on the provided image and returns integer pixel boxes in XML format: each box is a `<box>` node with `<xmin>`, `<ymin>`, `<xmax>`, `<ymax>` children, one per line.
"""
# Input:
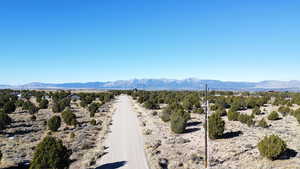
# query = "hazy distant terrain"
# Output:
<box><xmin>1</xmin><ymin>78</ymin><xmax>300</xmax><ymax>91</ymax></box>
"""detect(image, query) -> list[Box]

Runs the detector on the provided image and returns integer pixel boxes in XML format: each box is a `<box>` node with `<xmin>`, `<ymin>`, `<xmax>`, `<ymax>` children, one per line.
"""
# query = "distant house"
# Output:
<box><xmin>11</xmin><ymin>91</ymin><xmax>22</xmax><ymax>98</ymax></box>
<box><xmin>69</xmin><ymin>94</ymin><xmax>81</xmax><ymax>100</ymax></box>
<box><xmin>10</xmin><ymin>91</ymin><xmax>20</xmax><ymax>96</ymax></box>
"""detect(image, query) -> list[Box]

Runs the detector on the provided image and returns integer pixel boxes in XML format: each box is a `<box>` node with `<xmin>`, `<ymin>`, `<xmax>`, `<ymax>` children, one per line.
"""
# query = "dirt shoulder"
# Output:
<box><xmin>132</xmin><ymin>98</ymin><xmax>206</xmax><ymax>169</ymax></box>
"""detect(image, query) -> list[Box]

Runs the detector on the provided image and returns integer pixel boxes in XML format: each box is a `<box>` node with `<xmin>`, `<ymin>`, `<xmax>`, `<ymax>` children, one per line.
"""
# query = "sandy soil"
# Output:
<box><xmin>132</xmin><ymin>100</ymin><xmax>300</xmax><ymax>169</ymax></box>
<box><xmin>69</xmin><ymin>101</ymin><xmax>115</xmax><ymax>169</ymax></box>
<box><xmin>95</xmin><ymin>95</ymin><xmax>149</xmax><ymax>169</ymax></box>
<box><xmin>1</xmin><ymin>94</ymin><xmax>300</xmax><ymax>169</ymax></box>
<box><xmin>0</xmin><ymin>99</ymin><xmax>114</xmax><ymax>169</ymax></box>
<box><xmin>209</xmin><ymin>104</ymin><xmax>300</xmax><ymax>169</ymax></box>
<box><xmin>132</xmin><ymin>99</ymin><xmax>205</xmax><ymax>169</ymax></box>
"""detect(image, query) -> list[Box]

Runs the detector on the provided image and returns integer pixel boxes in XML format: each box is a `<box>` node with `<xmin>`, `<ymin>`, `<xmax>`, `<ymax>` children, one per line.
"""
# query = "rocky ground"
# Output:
<box><xmin>0</xmin><ymin>99</ymin><xmax>115</xmax><ymax>169</ymax></box>
<box><xmin>209</xmin><ymin>104</ymin><xmax>300</xmax><ymax>169</ymax></box>
<box><xmin>132</xmin><ymin>98</ymin><xmax>300</xmax><ymax>169</ymax></box>
<box><xmin>132</xmin><ymin>98</ymin><xmax>206</xmax><ymax>169</ymax></box>
<box><xmin>1</xmin><ymin>95</ymin><xmax>299</xmax><ymax>169</ymax></box>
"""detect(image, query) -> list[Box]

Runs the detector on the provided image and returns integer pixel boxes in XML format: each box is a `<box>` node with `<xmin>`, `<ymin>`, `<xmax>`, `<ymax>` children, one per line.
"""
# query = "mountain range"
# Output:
<box><xmin>1</xmin><ymin>78</ymin><xmax>300</xmax><ymax>91</ymax></box>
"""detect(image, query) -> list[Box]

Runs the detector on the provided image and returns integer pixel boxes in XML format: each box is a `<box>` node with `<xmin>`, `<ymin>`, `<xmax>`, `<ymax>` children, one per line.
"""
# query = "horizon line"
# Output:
<box><xmin>1</xmin><ymin>78</ymin><xmax>300</xmax><ymax>86</ymax></box>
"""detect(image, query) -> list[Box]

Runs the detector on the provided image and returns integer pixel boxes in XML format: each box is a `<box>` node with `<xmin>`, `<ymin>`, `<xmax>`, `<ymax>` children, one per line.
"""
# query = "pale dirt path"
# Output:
<box><xmin>95</xmin><ymin>95</ymin><xmax>150</xmax><ymax>169</ymax></box>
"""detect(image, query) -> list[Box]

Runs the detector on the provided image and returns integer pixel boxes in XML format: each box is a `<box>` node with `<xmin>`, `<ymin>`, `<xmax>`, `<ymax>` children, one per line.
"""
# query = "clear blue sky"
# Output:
<box><xmin>0</xmin><ymin>0</ymin><xmax>299</xmax><ymax>85</ymax></box>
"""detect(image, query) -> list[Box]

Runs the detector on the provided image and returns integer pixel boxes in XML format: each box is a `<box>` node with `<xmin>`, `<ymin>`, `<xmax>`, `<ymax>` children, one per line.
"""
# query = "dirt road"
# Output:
<box><xmin>95</xmin><ymin>95</ymin><xmax>150</xmax><ymax>169</ymax></box>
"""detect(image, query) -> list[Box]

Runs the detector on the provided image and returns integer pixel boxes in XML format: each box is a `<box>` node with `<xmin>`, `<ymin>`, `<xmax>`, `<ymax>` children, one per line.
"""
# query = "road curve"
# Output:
<box><xmin>96</xmin><ymin>95</ymin><xmax>150</xmax><ymax>169</ymax></box>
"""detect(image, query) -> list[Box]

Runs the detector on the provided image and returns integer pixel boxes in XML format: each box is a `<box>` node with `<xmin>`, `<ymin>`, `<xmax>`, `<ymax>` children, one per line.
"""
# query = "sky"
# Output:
<box><xmin>0</xmin><ymin>0</ymin><xmax>299</xmax><ymax>85</ymax></box>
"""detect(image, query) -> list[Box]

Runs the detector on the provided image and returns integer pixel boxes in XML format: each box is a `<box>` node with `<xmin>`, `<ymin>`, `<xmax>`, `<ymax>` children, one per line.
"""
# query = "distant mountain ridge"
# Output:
<box><xmin>1</xmin><ymin>78</ymin><xmax>300</xmax><ymax>91</ymax></box>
